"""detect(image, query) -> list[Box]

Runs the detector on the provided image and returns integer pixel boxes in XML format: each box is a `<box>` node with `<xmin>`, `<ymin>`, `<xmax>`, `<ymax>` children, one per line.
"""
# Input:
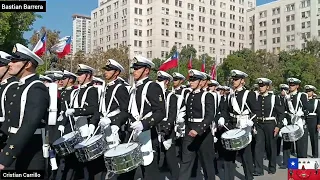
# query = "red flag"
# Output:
<box><xmin>201</xmin><ymin>55</ymin><xmax>205</xmax><ymax>72</ymax></box>
<box><xmin>33</xmin><ymin>32</ymin><xmax>46</xmax><ymax>57</ymax></box>
<box><xmin>159</xmin><ymin>51</ymin><xmax>179</xmax><ymax>71</ymax></box>
<box><xmin>187</xmin><ymin>55</ymin><xmax>192</xmax><ymax>70</ymax></box>
<box><xmin>210</xmin><ymin>64</ymin><xmax>216</xmax><ymax>80</ymax></box>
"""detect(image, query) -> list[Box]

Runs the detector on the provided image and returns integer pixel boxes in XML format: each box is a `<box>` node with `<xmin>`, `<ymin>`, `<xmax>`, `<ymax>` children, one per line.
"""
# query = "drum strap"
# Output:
<box><xmin>100</xmin><ymin>84</ymin><xmax>121</xmax><ymax>117</ymax></box>
<box><xmin>313</xmin><ymin>99</ymin><xmax>318</xmax><ymax>113</ymax></box>
<box><xmin>165</xmin><ymin>92</ymin><xmax>173</xmax><ymax>120</ymax></box>
<box><xmin>69</xmin><ymin>88</ymin><xmax>78</xmax><ymax>107</ymax></box>
<box><xmin>201</xmin><ymin>92</ymin><xmax>208</xmax><ymax>119</ymax></box>
<box><xmin>80</xmin><ymin>86</ymin><xmax>93</xmax><ymax>108</ymax></box>
<box><xmin>294</xmin><ymin>93</ymin><xmax>302</xmax><ymax>113</ymax></box>
<box><xmin>1</xmin><ymin>81</ymin><xmax>18</xmax><ymax>118</ymax></box>
<box><xmin>269</xmin><ymin>95</ymin><xmax>275</xmax><ymax>117</ymax></box>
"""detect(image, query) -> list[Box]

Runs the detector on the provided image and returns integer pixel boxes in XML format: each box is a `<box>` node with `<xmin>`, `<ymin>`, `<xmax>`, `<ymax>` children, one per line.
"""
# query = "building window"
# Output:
<box><xmin>134</xmin><ymin>40</ymin><xmax>142</xmax><ymax>47</ymax></box>
<box><xmin>134</xmin><ymin>8</ymin><xmax>142</xmax><ymax>15</ymax></box>
<box><xmin>162</xmin><ymin>7</ymin><xmax>169</xmax><ymax>15</ymax></box>
<box><xmin>162</xmin><ymin>0</ymin><xmax>169</xmax><ymax>4</ymax></box>
<box><xmin>162</xmin><ymin>18</ymin><xmax>169</xmax><ymax>26</ymax></box>
<box><xmin>135</xmin><ymin>0</ymin><xmax>142</xmax><ymax>4</ymax></box>
<box><xmin>161</xmin><ymin>29</ymin><xmax>169</xmax><ymax>36</ymax></box>
<box><xmin>134</xmin><ymin>29</ymin><xmax>142</xmax><ymax>36</ymax></box>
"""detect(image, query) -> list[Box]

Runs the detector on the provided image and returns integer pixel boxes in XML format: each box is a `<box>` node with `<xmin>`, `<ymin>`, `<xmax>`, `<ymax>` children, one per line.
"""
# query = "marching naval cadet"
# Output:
<box><xmin>277</xmin><ymin>84</ymin><xmax>289</xmax><ymax>156</ymax></box>
<box><xmin>57</xmin><ymin>70</ymin><xmax>78</xmax><ymax>135</ymax></box>
<box><xmin>45</xmin><ymin>70</ymin><xmax>64</xmax><ymax>89</ymax></box>
<box><xmin>0</xmin><ymin>43</ymin><xmax>50</xmax><ymax>172</ymax></box>
<box><xmin>92</xmin><ymin>76</ymin><xmax>105</xmax><ymax>102</ymax></box>
<box><xmin>171</xmin><ymin>72</ymin><xmax>189</xmax><ymax>161</ymax></box>
<box><xmin>89</xmin><ymin>59</ymin><xmax>130</xmax><ymax>180</ymax></box>
<box><xmin>128</xmin><ymin>55</ymin><xmax>165</xmax><ymax>180</ymax></box>
<box><xmin>219</xmin><ymin>70</ymin><xmax>258</xmax><ymax>180</ymax></box>
<box><xmin>61</xmin><ymin>64</ymin><xmax>99</xmax><ymax>180</ymax></box>
<box><xmin>177</xmin><ymin>69</ymin><xmax>216</xmax><ymax>180</ymax></box>
<box><xmin>40</xmin><ymin>75</ymin><xmax>53</xmax><ymax>86</ymax></box>
<box><xmin>280</xmin><ymin>78</ymin><xmax>309</xmax><ymax>169</ymax></box>
<box><xmin>0</xmin><ymin>51</ymin><xmax>17</xmax><ymax>148</ymax></box>
<box><xmin>304</xmin><ymin>85</ymin><xmax>320</xmax><ymax>158</ymax></box>
<box><xmin>253</xmin><ymin>78</ymin><xmax>285</xmax><ymax>176</ymax></box>
<box><xmin>156</xmin><ymin>71</ymin><xmax>180</xmax><ymax>180</ymax></box>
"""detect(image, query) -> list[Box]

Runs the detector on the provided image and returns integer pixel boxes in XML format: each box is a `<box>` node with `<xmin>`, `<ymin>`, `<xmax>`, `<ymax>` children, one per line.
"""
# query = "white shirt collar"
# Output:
<box><xmin>175</xmin><ymin>86</ymin><xmax>181</xmax><ymax>90</ymax></box>
<box><xmin>235</xmin><ymin>87</ymin><xmax>244</xmax><ymax>92</ymax></box>
<box><xmin>66</xmin><ymin>86</ymin><xmax>73</xmax><ymax>90</ymax></box>
<box><xmin>19</xmin><ymin>73</ymin><xmax>36</xmax><ymax>85</ymax></box>
<box><xmin>1</xmin><ymin>77</ymin><xmax>10</xmax><ymax>85</ymax></box>
<box><xmin>80</xmin><ymin>82</ymin><xmax>91</xmax><ymax>88</ymax></box>
<box><xmin>135</xmin><ymin>77</ymin><xmax>148</xmax><ymax>87</ymax></box>
<box><xmin>290</xmin><ymin>90</ymin><xmax>298</xmax><ymax>95</ymax></box>
<box><xmin>260</xmin><ymin>92</ymin><xmax>269</xmax><ymax>97</ymax></box>
<box><xmin>192</xmin><ymin>89</ymin><xmax>201</xmax><ymax>94</ymax></box>
<box><xmin>107</xmin><ymin>79</ymin><xmax>117</xmax><ymax>86</ymax></box>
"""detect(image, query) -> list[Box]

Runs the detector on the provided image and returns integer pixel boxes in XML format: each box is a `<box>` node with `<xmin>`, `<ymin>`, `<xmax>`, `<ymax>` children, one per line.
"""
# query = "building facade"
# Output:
<box><xmin>72</xmin><ymin>14</ymin><xmax>91</xmax><ymax>55</ymax></box>
<box><xmin>246</xmin><ymin>0</ymin><xmax>320</xmax><ymax>54</ymax></box>
<box><xmin>91</xmin><ymin>0</ymin><xmax>256</xmax><ymax>64</ymax></box>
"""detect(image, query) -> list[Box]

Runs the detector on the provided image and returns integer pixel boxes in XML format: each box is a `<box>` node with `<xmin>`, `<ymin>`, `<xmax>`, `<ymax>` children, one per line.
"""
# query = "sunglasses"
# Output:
<box><xmin>289</xmin><ymin>84</ymin><xmax>296</xmax><ymax>86</ymax></box>
<box><xmin>103</xmin><ymin>66</ymin><xmax>116</xmax><ymax>71</ymax></box>
<box><xmin>232</xmin><ymin>78</ymin><xmax>240</xmax><ymax>81</ymax></box>
<box><xmin>189</xmin><ymin>77</ymin><xmax>199</xmax><ymax>82</ymax></box>
<box><xmin>173</xmin><ymin>78</ymin><xmax>181</xmax><ymax>81</ymax></box>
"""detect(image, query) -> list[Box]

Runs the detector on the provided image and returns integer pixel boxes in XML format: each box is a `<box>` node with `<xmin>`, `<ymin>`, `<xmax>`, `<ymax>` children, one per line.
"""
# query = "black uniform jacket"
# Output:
<box><xmin>91</xmin><ymin>79</ymin><xmax>129</xmax><ymax>128</ymax></box>
<box><xmin>130</xmin><ymin>78</ymin><xmax>165</xmax><ymax>136</ymax></box>
<box><xmin>185</xmin><ymin>89</ymin><xmax>215</xmax><ymax>136</ymax></box>
<box><xmin>220</xmin><ymin>89</ymin><xmax>259</xmax><ymax>126</ymax></box>
<box><xmin>306</xmin><ymin>98</ymin><xmax>320</xmax><ymax>124</ymax></box>
<box><xmin>159</xmin><ymin>91</ymin><xmax>177</xmax><ymax>139</ymax></box>
<box><xmin>256</xmin><ymin>93</ymin><xmax>285</xmax><ymax>128</ymax></box>
<box><xmin>284</xmin><ymin>91</ymin><xmax>308</xmax><ymax>124</ymax></box>
<box><xmin>0</xmin><ymin>74</ymin><xmax>49</xmax><ymax>167</ymax></box>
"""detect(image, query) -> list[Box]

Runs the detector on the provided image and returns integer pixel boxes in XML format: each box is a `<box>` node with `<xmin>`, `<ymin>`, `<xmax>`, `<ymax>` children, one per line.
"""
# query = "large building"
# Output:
<box><xmin>91</xmin><ymin>0</ymin><xmax>256</xmax><ymax>64</ymax></box>
<box><xmin>246</xmin><ymin>0</ymin><xmax>320</xmax><ymax>54</ymax></box>
<box><xmin>72</xmin><ymin>14</ymin><xmax>92</xmax><ymax>55</ymax></box>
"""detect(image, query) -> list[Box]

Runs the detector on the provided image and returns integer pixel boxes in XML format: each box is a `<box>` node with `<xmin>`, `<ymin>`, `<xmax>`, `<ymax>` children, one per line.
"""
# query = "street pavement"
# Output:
<box><xmin>160</xmin><ymin>136</ymin><xmax>317</xmax><ymax>180</ymax></box>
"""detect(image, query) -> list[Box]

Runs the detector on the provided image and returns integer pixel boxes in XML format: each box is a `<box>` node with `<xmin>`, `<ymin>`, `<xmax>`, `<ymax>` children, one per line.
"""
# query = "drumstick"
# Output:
<box><xmin>126</xmin><ymin>130</ymin><xmax>135</xmax><ymax>148</ymax></box>
<box><xmin>64</xmin><ymin>101</ymin><xmax>75</xmax><ymax>132</ymax></box>
<box><xmin>84</xmin><ymin>126</ymin><xmax>101</xmax><ymax>143</ymax></box>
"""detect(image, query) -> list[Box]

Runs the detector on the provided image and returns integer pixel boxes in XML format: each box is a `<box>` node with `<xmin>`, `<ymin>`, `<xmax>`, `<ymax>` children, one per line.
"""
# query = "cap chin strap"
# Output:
<box><xmin>64</xmin><ymin>78</ymin><xmax>71</xmax><ymax>88</ymax></box>
<box><xmin>136</xmin><ymin>67</ymin><xmax>146</xmax><ymax>81</ymax></box>
<box><xmin>14</xmin><ymin>61</ymin><xmax>29</xmax><ymax>78</ymax></box>
<box><xmin>106</xmin><ymin>71</ymin><xmax>117</xmax><ymax>81</ymax></box>
<box><xmin>0</xmin><ymin>68</ymin><xmax>9</xmax><ymax>81</ymax></box>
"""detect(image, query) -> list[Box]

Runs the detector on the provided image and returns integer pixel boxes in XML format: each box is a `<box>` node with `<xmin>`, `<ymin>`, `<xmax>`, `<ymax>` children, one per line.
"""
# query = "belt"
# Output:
<box><xmin>8</xmin><ymin>127</ymin><xmax>44</xmax><ymax>134</ymax></box>
<box><xmin>308</xmin><ymin>113</ymin><xmax>317</xmax><ymax>116</ymax></box>
<box><xmin>229</xmin><ymin>113</ymin><xmax>249</xmax><ymax>118</ymax></box>
<box><xmin>188</xmin><ymin>118</ymin><xmax>203</xmax><ymax>123</ymax></box>
<box><xmin>0</xmin><ymin>116</ymin><xmax>4</xmax><ymax>122</ymax></box>
<box><xmin>257</xmin><ymin>117</ymin><xmax>276</xmax><ymax>121</ymax></box>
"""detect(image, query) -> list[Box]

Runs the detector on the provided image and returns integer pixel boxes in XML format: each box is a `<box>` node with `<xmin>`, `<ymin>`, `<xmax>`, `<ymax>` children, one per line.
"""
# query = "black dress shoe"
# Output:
<box><xmin>268</xmin><ymin>171</ymin><xmax>276</xmax><ymax>174</ymax></box>
<box><xmin>252</xmin><ymin>172</ymin><xmax>263</xmax><ymax>176</ymax></box>
<box><xmin>279</xmin><ymin>165</ymin><xmax>287</xmax><ymax>169</ymax></box>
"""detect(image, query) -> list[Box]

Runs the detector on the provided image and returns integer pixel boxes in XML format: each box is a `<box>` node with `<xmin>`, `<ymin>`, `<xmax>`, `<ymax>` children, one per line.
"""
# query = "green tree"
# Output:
<box><xmin>0</xmin><ymin>11</ymin><xmax>40</xmax><ymax>52</ymax></box>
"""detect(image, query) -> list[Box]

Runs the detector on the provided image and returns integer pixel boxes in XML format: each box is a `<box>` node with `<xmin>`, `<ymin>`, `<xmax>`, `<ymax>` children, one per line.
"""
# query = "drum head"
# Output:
<box><xmin>74</xmin><ymin>134</ymin><xmax>103</xmax><ymax>149</ymax></box>
<box><xmin>104</xmin><ymin>142</ymin><xmax>138</xmax><ymax>157</ymax></box>
<box><xmin>221</xmin><ymin>129</ymin><xmax>245</xmax><ymax>139</ymax></box>
<box><xmin>53</xmin><ymin>131</ymin><xmax>78</xmax><ymax>145</ymax></box>
<box><xmin>281</xmin><ymin>125</ymin><xmax>299</xmax><ymax>133</ymax></box>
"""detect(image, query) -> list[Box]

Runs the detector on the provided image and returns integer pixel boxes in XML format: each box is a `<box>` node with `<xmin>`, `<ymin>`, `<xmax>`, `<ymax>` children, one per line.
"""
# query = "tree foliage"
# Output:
<box><xmin>0</xmin><ymin>11</ymin><xmax>40</xmax><ymax>52</ymax></box>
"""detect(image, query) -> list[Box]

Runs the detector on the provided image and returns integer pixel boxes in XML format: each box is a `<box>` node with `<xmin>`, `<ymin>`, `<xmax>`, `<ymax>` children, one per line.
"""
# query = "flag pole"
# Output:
<box><xmin>178</xmin><ymin>51</ymin><xmax>180</xmax><ymax>73</ymax></box>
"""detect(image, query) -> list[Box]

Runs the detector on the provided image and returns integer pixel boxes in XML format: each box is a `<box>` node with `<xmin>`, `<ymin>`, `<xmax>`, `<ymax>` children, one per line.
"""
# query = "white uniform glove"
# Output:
<box><xmin>88</xmin><ymin>124</ymin><xmax>95</xmax><ymax>136</ymax></box>
<box><xmin>58</xmin><ymin>125</ymin><xmax>65</xmax><ymax>136</ymax></box>
<box><xmin>247</xmin><ymin>120</ymin><xmax>254</xmax><ymax>127</ymax></box>
<box><xmin>106</xmin><ymin>125</ymin><xmax>120</xmax><ymax>148</ymax></box>
<box><xmin>163</xmin><ymin>139</ymin><xmax>172</xmax><ymax>150</ymax></box>
<box><xmin>218</xmin><ymin>117</ymin><xmax>225</xmax><ymax>126</ymax></box>
<box><xmin>57</xmin><ymin>111</ymin><xmax>64</xmax><ymax>122</ymax></box>
<box><xmin>65</xmin><ymin>109</ymin><xmax>75</xmax><ymax>117</ymax></box>
<box><xmin>285</xmin><ymin>94</ymin><xmax>291</xmax><ymax>100</ymax></box>
<box><xmin>282</xmin><ymin>118</ymin><xmax>288</xmax><ymax>126</ymax></box>
<box><xmin>99</xmin><ymin>117</ymin><xmax>111</xmax><ymax>127</ymax></box>
<box><xmin>130</xmin><ymin>121</ymin><xmax>144</xmax><ymax>132</ymax></box>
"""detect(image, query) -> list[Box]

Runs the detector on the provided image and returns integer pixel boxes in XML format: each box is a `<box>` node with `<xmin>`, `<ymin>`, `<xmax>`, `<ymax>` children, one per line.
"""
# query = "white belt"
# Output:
<box><xmin>308</xmin><ymin>113</ymin><xmax>317</xmax><ymax>116</ymax></box>
<box><xmin>8</xmin><ymin>127</ymin><xmax>44</xmax><ymax>134</ymax></box>
<box><xmin>106</xmin><ymin>109</ymin><xmax>121</xmax><ymax>118</ymax></box>
<box><xmin>230</xmin><ymin>113</ymin><xmax>249</xmax><ymax>118</ymax></box>
<box><xmin>257</xmin><ymin>117</ymin><xmax>276</xmax><ymax>121</ymax></box>
<box><xmin>188</xmin><ymin>118</ymin><xmax>203</xmax><ymax>123</ymax></box>
<box><xmin>0</xmin><ymin>116</ymin><xmax>4</xmax><ymax>122</ymax></box>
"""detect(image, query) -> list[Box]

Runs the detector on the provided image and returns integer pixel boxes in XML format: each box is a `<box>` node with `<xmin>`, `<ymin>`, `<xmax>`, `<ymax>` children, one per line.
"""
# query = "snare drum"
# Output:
<box><xmin>104</xmin><ymin>142</ymin><xmax>143</xmax><ymax>174</ymax></box>
<box><xmin>52</xmin><ymin>131</ymin><xmax>83</xmax><ymax>156</ymax></box>
<box><xmin>74</xmin><ymin>134</ymin><xmax>108</xmax><ymax>162</ymax></box>
<box><xmin>280</xmin><ymin>124</ymin><xmax>304</xmax><ymax>142</ymax></box>
<box><xmin>221</xmin><ymin>129</ymin><xmax>251</xmax><ymax>151</ymax></box>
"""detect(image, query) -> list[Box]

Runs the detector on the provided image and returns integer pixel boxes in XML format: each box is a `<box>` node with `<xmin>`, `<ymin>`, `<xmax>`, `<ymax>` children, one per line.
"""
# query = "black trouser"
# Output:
<box><xmin>306</xmin><ymin>116</ymin><xmax>319</xmax><ymax>158</ymax></box>
<box><xmin>6</xmin><ymin>135</ymin><xmax>45</xmax><ymax>171</ymax></box>
<box><xmin>55</xmin><ymin>154</ymin><xmax>83</xmax><ymax>180</ymax></box>
<box><xmin>178</xmin><ymin>129</ymin><xmax>215</xmax><ymax>180</ymax></box>
<box><xmin>283</xmin><ymin>125</ymin><xmax>308</xmax><ymax>166</ymax></box>
<box><xmin>254</xmin><ymin>121</ymin><xmax>277</xmax><ymax>174</ymax></box>
<box><xmin>157</xmin><ymin>140</ymin><xmax>180</xmax><ymax>180</ymax></box>
<box><xmin>220</xmin><ymin>127</ymin><xmax>254</xmax><ymax>180</ymax></box>
<box><xmin>277</xmin><ymin>137</ymin><xmax>282</xmax><ymax>156</ymax></box>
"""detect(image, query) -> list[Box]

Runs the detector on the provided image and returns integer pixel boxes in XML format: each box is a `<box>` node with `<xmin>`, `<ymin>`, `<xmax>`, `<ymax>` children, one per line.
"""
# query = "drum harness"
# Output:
<box><xmin>99</xmin><ymin>83</ymin><xmax>122</xmax><ymax>143</ymax></box>
<box><xmin>174</xmin><ymin>88</ymin><xmax>188</xmax><ymax>138</ymax></box>
<box><xmin>128</xmin><ymin>81</ymin><xmax>154</xmax><ymax>163</ymax></box>
<box><xmin>287</xmin><ymin>93</ymin><xmax>305</xmax><ymax>126</ymax></box>
<box><xmin>307</xmin><ymin>98</ymin><xmax>318</xmax><ymax>116</ymax></box>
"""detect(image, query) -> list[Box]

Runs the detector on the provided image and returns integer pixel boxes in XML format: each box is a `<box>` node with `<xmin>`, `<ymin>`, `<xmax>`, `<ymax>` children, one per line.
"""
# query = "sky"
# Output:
<box><xmin>23</xmin><ymin>0</ymin><xmax>277</xmax><ymax>41</ymax></box>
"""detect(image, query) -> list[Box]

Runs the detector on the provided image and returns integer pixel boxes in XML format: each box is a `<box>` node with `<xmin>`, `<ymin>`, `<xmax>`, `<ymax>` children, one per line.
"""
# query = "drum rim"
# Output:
<box><xmin>104</xmin><ymin>142</ymin><xmax>141</xmax><ymax>157</ymax></box>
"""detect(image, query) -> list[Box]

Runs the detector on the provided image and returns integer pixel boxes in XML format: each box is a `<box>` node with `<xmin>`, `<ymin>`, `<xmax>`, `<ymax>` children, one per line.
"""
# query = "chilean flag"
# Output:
<box><xmin>159</xmin><ymin>51</ymin><xmax>179</xmax><ymax>71</ymax></box>
<box><xmin>210</xmin><ymin>64</ymin><xmax>217</xmax><ymax>80</ymax></box>
<box><xmin>187</xmin><ymin>55</ymin><xmax>192</xmax><ymax>70</ymax></box>
<box><xmin>201</xmin><ymin>55</ymin><xmax>206</xmax><ymax>72</ymax></box>
<box><xmin>51</xmin><ymin>36</ymin><xmax>72</xmax><ymax>58</ymax></box>
<box><xmin>33</xmin><ymin>32</ymin><xmax>46</xmax><ymax>57</ymax></box>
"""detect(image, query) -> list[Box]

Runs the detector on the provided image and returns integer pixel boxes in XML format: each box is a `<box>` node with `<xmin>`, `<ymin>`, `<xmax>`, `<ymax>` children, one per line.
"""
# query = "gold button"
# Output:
<box><xmin>5</xmin><ymin>152</ymin><xmax>9</xmax><ymax>155</ymax></box>
<box><xmin>17</xmin><ymin>87</ymin><xmax>19</xmax><ymax>90</ymax></box>
<box><xmin>13</xmin><ymin>94</ymin><xmax>16</xmax><ymax>97</ymax></box>
<box><xmin>10</xmin><ymin>102</ymin><xmax>13</xmax><ymax>105</ymax></box>
<box><xmin>12</xmin><ymin>156</ymin><xmax>16</xmax><ymax>159</ymax></box>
